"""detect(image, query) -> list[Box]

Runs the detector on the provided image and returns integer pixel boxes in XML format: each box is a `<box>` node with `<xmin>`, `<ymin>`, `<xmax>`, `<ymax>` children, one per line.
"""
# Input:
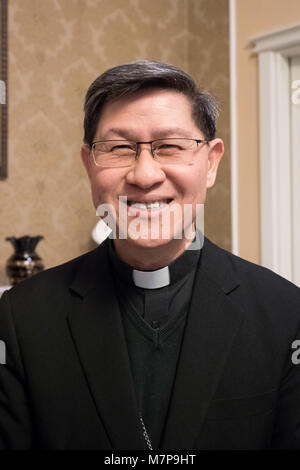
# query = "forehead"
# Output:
<box><xmin>95</xmin><ymin>88</ymin><xmax>197</xmax><ymax>139</ymax></box>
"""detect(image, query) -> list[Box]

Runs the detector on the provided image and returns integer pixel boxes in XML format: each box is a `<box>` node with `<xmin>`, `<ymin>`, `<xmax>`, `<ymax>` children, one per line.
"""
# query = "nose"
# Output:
<box><xmin>125</xmin><ymin>145</ymin><xmax>166</xmax><ymax>189</ymax></box>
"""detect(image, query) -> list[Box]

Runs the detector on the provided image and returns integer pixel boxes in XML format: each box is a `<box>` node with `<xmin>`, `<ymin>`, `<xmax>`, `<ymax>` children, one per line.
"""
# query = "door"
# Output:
<box><xmin>290</xmin><ymin>56</ymin><xmax>300</xmax><ymax>286</ymax></box>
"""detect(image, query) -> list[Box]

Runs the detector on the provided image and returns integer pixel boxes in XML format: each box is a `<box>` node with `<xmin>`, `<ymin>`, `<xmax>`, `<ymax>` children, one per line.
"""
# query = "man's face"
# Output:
<box><xmin>82</xmin><ymin>88</ymin><xmax>223</xmax><ymax>262</ymax></box>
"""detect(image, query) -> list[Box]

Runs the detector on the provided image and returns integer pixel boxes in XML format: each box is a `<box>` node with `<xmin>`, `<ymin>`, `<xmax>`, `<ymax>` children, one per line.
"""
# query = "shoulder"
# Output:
<box><xmin>1</xmin><ymin>240</ymin><xmax>109</xmax><ymax>319</ymax></box>
<box><xmin>203</xmin><ymin>237</ymin><xmax>299</xmax><ymax>291</ymax></box>
<box><xmin>201</xmin><ymin>238</ymin><xmax>300</xmax><ymax>322</ymax></box>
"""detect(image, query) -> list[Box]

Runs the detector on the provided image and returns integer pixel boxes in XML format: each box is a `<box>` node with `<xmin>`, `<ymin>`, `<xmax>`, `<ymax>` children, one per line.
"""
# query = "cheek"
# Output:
<box><xmin>90</xmin><ymin>171</ymin><xmax>120</xmax><ymax>205</ymax></box>
<box><xmin>173</xmin><ymin>166</ymin><xmax>207</xmax><ymax>203</ymax></box>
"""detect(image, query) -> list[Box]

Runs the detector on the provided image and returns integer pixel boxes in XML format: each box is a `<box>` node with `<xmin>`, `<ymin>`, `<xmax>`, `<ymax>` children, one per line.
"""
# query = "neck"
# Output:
<box><xmin>113</xmin><ymin>226</ymin><xmax>196</xmax><ymax>270</ymax></box>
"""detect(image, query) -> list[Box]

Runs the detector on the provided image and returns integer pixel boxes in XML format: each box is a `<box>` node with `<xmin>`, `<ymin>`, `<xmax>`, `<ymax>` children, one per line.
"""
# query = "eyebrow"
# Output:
<box><xmin>100</xmin><ymin>127</ymin><xmax>194</xmax><ymax>140</ymax></box>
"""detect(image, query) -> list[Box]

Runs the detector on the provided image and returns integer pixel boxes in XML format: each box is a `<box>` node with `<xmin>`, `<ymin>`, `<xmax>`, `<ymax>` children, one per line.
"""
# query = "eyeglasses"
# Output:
<box><xmin>90</xmin><ymin>138</ymin><xmax>210</xmax><ymax>168</ymax></box>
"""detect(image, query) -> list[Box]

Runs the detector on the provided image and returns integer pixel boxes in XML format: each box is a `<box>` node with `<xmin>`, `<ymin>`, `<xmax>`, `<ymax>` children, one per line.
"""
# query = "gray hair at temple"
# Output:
<box><xmin>83</xmin><ymin>60</ymin><xmax>219</xmax><ymax>145</ymax></box>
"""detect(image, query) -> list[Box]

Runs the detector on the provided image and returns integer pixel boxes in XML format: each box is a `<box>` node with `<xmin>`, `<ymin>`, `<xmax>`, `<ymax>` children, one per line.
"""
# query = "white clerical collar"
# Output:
<box><xmin>108</xmin><ymin>232</ymin><xmax>202</xmax><ymax>289</ymax></box>
<box><xmin>132</xmin><ymin>266</ymin><xmax>170</xmax><ymax>289</ymax></box>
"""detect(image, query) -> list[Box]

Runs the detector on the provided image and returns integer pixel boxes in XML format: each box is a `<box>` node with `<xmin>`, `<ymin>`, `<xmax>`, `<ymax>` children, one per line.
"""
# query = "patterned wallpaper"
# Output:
<box><xmin>0</xmin><ymin>0</ymin><xmax>230</xmax><ymax>285</ymax></box>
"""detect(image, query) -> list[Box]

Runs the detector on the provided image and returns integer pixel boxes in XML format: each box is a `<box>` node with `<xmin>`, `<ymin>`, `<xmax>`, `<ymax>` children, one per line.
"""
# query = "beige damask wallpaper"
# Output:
<box><xmin>0</xmin><ymin>0</ymin><xmax>230</xmax><ymax>285</ymax></box>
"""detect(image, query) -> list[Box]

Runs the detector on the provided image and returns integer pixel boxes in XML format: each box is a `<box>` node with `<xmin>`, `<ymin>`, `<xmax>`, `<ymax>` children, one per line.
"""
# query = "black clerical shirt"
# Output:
<box><xmin>109</xmin><ymin>239</ymin><xmax>201</xmax><ymax>450</ymax></box>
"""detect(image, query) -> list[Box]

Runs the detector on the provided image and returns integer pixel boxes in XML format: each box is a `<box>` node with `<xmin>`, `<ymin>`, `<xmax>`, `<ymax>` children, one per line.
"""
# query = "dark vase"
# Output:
<box><xmin>5</xmin><ymin>235</ymin><xmax>44</xmax><ymax>286</ymax></box>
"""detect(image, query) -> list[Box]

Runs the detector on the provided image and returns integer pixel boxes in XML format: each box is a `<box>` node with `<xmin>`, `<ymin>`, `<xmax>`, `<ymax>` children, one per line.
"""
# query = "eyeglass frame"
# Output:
<box><xmin>89</xmin><ymin>137</ymin><xmax>211</xmax><ymax>167</ymax></box>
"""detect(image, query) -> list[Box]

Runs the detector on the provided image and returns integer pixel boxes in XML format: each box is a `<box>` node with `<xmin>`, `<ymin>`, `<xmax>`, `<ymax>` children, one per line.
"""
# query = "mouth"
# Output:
<box><xmin>126</xmin><ymin>199</ymin><xmax>173</xmax><ymax>210</ymax></box>
<box><xmin>122</xmin><ymin>198</ymin><xmax>174</xmax><ymax>219</ymax></box>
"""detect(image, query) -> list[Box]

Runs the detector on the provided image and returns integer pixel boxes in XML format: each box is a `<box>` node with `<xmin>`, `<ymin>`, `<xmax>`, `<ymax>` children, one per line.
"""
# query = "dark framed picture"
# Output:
<box><xmin>0</xmin><ymin>0</ymin><xmax>7</xmax><ymax>179</ymax></box>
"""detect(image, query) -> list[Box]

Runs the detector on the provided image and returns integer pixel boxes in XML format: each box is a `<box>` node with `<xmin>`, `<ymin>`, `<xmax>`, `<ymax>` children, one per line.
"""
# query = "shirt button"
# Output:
<box><xmin>151</xmin><ymin>320</ymin><xmax>160</xmax><ymax>329</ymax></box>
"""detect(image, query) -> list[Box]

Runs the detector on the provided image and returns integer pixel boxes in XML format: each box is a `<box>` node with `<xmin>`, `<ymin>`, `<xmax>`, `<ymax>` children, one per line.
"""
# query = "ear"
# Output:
<box><xmin>81</xmin><ymin>144</ymin><xmax>93</xmax><ymax>180</ymax></box>
<box><xmin>206</xmin><ymin>138</ymin><xmax>224</xmax><ymax>189</ymax></box>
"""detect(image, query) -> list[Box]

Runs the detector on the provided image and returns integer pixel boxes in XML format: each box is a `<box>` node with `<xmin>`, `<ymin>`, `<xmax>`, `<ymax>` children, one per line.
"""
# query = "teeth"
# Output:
<box><xmin>129</xmin><ymin>200</ymin><xmax>169</xmax><ymax>210</ymax></box>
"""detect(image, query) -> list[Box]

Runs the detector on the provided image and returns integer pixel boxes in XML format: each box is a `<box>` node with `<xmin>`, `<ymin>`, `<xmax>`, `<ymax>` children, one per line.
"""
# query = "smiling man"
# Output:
<box><xmin>81</xmin><ymin>84</ymin><xmax>223</xmax><ymax>268</ymax></box>
<box><xmin>0</xmin><ymin>61</ymin><xmax>300</xmax><ymax>450</ymax></box>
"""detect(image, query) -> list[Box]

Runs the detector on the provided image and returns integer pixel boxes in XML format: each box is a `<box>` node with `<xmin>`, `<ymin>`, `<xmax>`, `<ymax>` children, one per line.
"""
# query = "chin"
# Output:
<box><xmin>128</xmin><ymin>236</ymin><xmax>173</xmax><ymax>250</ymax></box>
<box><xmin>121</xmin><ymin>224</ymin><xmax>190</xmax><ymax>250</ymax></box>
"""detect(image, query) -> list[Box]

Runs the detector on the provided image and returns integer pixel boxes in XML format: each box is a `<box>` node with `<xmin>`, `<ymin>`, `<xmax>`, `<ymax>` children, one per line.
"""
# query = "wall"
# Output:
<box><xmin>236</xmin><ymin>0</ymin><xmax>300</xmax><ymax>263</ymax></box>
<box><xmin>0</xmin><ymin>0</ymin><xmax>230</xmax><ymax>285</ymax></box>
<box><xmin>188</xmin><ymin>0</ymin><xmax>231</xmax><ymax>251</ymax></box>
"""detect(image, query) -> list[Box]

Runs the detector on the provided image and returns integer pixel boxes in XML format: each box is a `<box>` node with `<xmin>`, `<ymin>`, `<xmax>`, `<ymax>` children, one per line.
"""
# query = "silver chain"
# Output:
<box><xmin>139</xmin><ymin>414</ymin><xmax>153</xmax><ymax>450</ymax></box>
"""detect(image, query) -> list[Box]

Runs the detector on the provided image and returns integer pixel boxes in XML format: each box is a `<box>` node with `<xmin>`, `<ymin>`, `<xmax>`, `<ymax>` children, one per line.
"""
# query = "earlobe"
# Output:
<box><xmin>81</xmin><ymin>144</ymin><xmax>92</xmax><ymax>178</ymax></box>
<box><xmin>206</xmin><ymin>138</ymin><xmax>224</xmax><ymax>189</ymax></box>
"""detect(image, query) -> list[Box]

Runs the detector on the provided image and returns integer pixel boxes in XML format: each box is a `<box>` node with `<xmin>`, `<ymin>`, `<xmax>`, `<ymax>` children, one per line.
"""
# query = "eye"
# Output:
<box><xmin>111</xmin><ymin>144</ymin><xmax>133</xmax><ymax>150</ymax></box>
<box><xmin>158</xmin><ymin>144</ymin><xmax>183</xmax><ymax>149</ymax></box>
<box><xmin>109</xmin><ymin>143</ymin><xmax>135</xmax><ymax>154</ymax></box>
<box><xmin>155</xmin><ymin>142</ymin><xmax>185</xmax><ymax>154</ymax></box>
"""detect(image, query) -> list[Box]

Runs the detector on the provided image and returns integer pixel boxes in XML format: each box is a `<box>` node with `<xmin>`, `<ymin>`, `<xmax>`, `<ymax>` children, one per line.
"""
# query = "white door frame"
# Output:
<box><xmin>252</xmin><ymin>24</ymin><xmax>300</xmax><ymax>282</ymax></box>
